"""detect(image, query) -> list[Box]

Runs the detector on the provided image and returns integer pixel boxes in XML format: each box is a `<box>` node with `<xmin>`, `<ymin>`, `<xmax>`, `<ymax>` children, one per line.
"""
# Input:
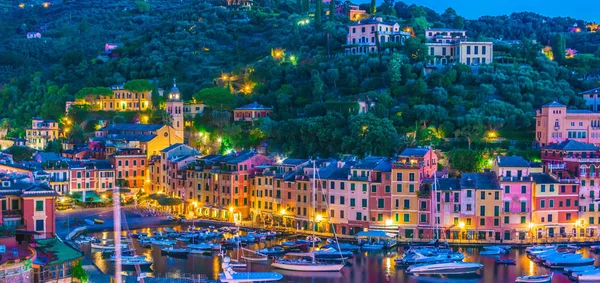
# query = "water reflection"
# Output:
<box><xmin>83</xmin><ymin>226</ymin><xmax>591</xmax><ymax>282</ymax></box>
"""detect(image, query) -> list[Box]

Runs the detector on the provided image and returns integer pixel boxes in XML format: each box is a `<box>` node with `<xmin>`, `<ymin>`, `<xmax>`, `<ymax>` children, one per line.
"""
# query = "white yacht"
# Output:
<box><xmin>220</xmin><ymin>257</ymin><xmax>282</xmax><ymax>282</ymax></box>
<box><xmin>271</xmin><ymin>253</ymin><xmax>345</xmax><ymax>272</ymax></box>
<box><xmin>406</xmin><ymin>262</ymin><xmax>483</xmax><ymax>275</ymax></box>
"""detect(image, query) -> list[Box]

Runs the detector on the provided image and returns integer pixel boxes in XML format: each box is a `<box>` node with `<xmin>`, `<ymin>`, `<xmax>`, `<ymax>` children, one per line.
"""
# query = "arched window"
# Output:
<box><xmin>555</xmin><ymin>119</ymin><xmax>560</xmax><ymax>128</ymax></box>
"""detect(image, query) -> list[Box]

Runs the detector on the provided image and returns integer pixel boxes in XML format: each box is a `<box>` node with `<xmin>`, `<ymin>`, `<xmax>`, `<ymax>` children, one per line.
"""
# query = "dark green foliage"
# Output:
<box><xmin>449</xmin><ymin>149</ymin><xmax>485</xmax><ymax>173</ymax></box>
<box><xmin>194</xmin><ymin>87</ymin><xmax>236</xmax><ymax>110</ymax></box>
<box><xmin>158</xmin><ymin>197</ymin><xmax>183</xmax><ymax>206</ymax></box>
<box><xmin>71</xmin><ymin>260</ymin><xmax>89</xmax><ymax>283</ymax></box>
<box><xmin>44</xmin><ymin>140</ymin><xmax>62</xmax><ymax>153</ymax></box>
<box><xmin>5</xmin><ymin>146</ymin><xmax>35</xmax><ymax>162</ymax></box>
<box><xmin>123</xmin><ymin>79</ymin><xmax>153</xmax><ymax>92</ymax></box>
<box><xmin>552</xmin><ymin>33</ymin><xmax>566</xmax><ymax>64</ymax></box>
<box><xmin>76</xmin><ymin>87</ymin><xmax>113</xmax><ymax>99</ymax></box>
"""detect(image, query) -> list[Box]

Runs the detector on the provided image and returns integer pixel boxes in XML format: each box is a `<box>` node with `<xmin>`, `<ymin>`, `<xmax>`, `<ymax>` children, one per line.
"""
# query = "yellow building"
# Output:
<box><xmin>74</xmin><ymin>84</ymin><xmax>152</xmax><ymax>112</ymax></box>
<box><xmin>97</xmin><ymin>124</ymin><xmax>183</xmax><ymax>159</ymax></box>
<box><xmin>391</xmin><ymin>162</ymin><xmax>421</xmax><ymax>239</ymax></box>
<box><xmin>26</xmin><ymin>118</ymin><xmax>60</xmax><ymax>150</ymax></box>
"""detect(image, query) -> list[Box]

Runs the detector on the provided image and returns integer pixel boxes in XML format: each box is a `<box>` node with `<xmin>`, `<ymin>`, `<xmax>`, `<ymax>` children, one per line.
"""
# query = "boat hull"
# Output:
<box><xmin>271</xmin><ymin>262</ymin><xmax>344</xmax><ymax>272</ymax></box>
<box><xmin>219</xmin><ymin>272</ymin><xmax>283</xmax><ymax>283</ymax></box>
<box><xmin>406</xmin><ymin>263</ymin><xmax>483</xmax><ymax>275</ymax></box>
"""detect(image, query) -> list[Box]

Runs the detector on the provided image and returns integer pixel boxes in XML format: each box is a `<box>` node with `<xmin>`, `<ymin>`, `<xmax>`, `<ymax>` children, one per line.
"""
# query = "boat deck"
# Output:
<box><xmin>219</xmin><ymin>272</ymin><xmax>283</xmax><ymax>282</ymax></box>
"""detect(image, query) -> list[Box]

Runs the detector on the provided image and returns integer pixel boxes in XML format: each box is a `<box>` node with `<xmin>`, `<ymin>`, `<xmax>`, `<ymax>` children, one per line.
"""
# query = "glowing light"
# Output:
<box><xmin>315</xmin><ymin>214</ymin><xmax>323</xmax><ymax>222</ymax></box>
<box><xmin>141</xmin><ymin>115</ymin><xmax>148</xmax><ymax>123</ymax></box>
<box><xmin>486</xmin><ymin>130</ymin><xmax>498</xmax><ymax>139</ymax></box>
<box><xmin>528</xmin><ymin>222</ymin><xmax>534</xmax><ymax>229</ymax></box>
<box><xmin>217</xmin><ymin>137</ymin><xmax>222</xmax><ymax>143</ymax></box>
<box><xmin>458</xmin><ymin>221</ymin><xmax>465</xmax><ymax>229</ymax></box>
<box><xmin>192</xmin><ymin>201</ymin><xmax>198</xmax><ymax>206</ymax></box>
<box><xmin>280</xmin><ymin>209</ymin><xmax>286</xmax><ymax>215</ymax></box>
<box><xmin>385</xmin><ymin>219</ymin><xmax>393</xmax><ymax>226</ymax></box>
<box><xmin>229</xmin><ymin>206</ymin><xmax>234</xmax><ymax>213</ymax></box>
<box><xmin>221</xmin><ymin>74</ymin><xmax>229</xmax><ymax>81</ymax></box>
<box><xmin>271</xmin><ymin>48</ymin><xmax>285</xmax><ymax>60</ymax></box>
<box><xmin>42</xmin><ymin>2</ymin><xmax>49</xmax><ymax>8</ymax></box>
<box><xmin>19</xmin><ymin>3</ymin><xmax>24</xmax><ymax>8</ymax></box>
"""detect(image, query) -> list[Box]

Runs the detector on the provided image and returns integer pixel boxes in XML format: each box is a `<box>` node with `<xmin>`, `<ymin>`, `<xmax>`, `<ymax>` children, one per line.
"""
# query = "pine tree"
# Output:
<box><xmin>315</xmin><ymin>0</ymin><xmax>322</xmax><ymax>28</ymax></box>
<box><xmin>370</xmin><ymin>0</ymin><xmax>376</xmax><ymax>14</ymax></box>
<box><xmin>552</xmin><ymin>33</ymin><xmax>566</xmax><ymax>64</ymax></box>
<box><xmin>329</xmin><ymin>0</ymin><xmax>335</xmax><ymax>21</ymax></box>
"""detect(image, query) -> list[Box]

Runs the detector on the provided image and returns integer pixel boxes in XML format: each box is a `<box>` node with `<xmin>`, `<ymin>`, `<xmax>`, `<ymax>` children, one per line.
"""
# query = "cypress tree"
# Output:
<box><xmin>370</xmin><ymin>0</ymin><xmax>376</xmax><ymax>14</ymax></box>
<box><xmin>329</xmin><ymin>0</ymin><xmax>335</xmax><ymax>21</ymax></box>
<box><xmin>315</xmin><ymin>0</ymin><xmax>322</xmax><ymax>28</ymax></box>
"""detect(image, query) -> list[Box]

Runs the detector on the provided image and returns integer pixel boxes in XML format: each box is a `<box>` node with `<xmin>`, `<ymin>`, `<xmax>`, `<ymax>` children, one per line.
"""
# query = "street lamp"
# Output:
<box><xmin>459</xmin><ymin>221</ymin><xmax>465</xmax><ymax>243</ymax></box>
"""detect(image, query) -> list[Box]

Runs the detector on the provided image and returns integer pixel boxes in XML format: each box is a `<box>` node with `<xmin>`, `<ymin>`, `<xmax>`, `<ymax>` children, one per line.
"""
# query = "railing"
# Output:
<box><xmin>549</xmin><ymin>163</ymin><xmax>566</xmax><ymax>170</ymax></box>
<box><xmin>349</xmin><ymin>175</ymin><xmax>369</xmax><ymax>181</ymax></box>
<box><xmin>564</xmin><ymin>157</ymin><xmax>600</xmax><ymax>163</ymax></box>
<box><xmin>559</xmin><ymin>178</ymin><xmax>580</xmax><ymax>184</ymax></box>
<box><xmin>2</xmin><ymin>210</ymin><xmax>22</xmax><ymax>217</ymax></box>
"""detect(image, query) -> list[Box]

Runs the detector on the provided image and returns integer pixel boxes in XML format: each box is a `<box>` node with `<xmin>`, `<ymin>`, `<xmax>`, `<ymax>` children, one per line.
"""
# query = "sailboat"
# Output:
<box><xmin>271</xmin><ymin>159</ymin><xmax>345</xmax><ymax>272</ymax></box>
<box><xmin>242</xmin><ymin>248</ymin><xmax>269</xmax><ymax>262</ymax></box>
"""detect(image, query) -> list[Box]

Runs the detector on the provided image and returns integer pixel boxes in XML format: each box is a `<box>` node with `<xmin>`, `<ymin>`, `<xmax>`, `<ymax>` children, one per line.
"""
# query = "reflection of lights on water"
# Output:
<box><xmin>528</xmin><ymin>260</ymin><xmax>534</xmax><ymax>275</ymax></box>
<box><xmin>212</xmin><ymin>255</ymin><xmax>220</xmax><ymax>280</ymax></box>
<box><xmin>385</xmin><ymin>257</ymin><xmax>391</xmax><ymax>276</ymax></box>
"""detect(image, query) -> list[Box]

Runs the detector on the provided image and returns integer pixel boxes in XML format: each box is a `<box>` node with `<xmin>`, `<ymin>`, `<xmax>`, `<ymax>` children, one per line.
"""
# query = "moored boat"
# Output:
<box><xmin>220</xmin><ymin>256</ymin><xmax>282</xmax><ymax>282</ymax></box>
<box><xmin>271</xmin><ymin>253</ymin><xmax>344</xmax><ymax>272</ymax></box>
<box><xmin>515</xmin><ymin>273</ymin><xmax>552</xmax><ymax>283</ymax></box>
<box><xmin>406</xmin><ymin>262</ymin><xmax>484</xmax><ymax>275</ymax></box>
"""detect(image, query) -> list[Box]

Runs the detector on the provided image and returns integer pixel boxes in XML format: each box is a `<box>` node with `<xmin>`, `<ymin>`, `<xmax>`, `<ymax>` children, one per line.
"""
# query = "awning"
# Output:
<box><xmin>356</xmin><ymin>230</ymin><xmax>397</xmax><ymax>238</ymax></box>
<box><xmin>70</xmin><ymin>191</ymin><xmax>104</xmax><ymax>203</ymax></box>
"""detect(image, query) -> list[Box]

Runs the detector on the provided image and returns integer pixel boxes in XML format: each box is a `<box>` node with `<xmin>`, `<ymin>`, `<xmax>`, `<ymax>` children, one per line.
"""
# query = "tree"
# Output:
<box><xmin>450</xmin><ymin>149</ymin><xmax>485</xmax><ymax>173</ymax></box>
<box><xmin>72</xmin><ymin>260</ymin><xmax>89</xmax><ymax>283</ymax></box>
<box><xmin>5</xmin><ymin>146</ymin><xmax>34</xmax><ymax>162</ymax></box>
<box><xmin>452</xmin><ymin>16</ymin><xmax>465</xmax><ymax>29</ymax></box>
<box><xmin>135</xmin><ymin>1</ymin><xmax>150</xmax><ymax>13</ymax></box>
<box><xmin>315</xmin><ymin>0</ymin><xmax>322</xmax><ymax>28</ymax></box>
<box><xmin>329</xmin><ymin>0</ymin><xmax>335</xmax><ymax>21</ymax></box>
<box><xmin>44</xmin><ymin>140</ymin><xmax>62</xmax><ymax>153</ymax></box>
<box><xmin>454</xmin><ymin>124</ymin><xmax>484</xmax><ymax>150</ymax></box>
<box><xmin>67</xmin><ymin>125</ymin><xmax>85</xmax><ymax>144</ymax></box>
<box><xmin>342</xmin><ymin>113</ymin><xmax>398</xmax><ymax>157</ymax></box>
<box><xmin>552</xmin><ymin>33</ymin><xmax>566</xmax><ymax>64</ymax></box>
<box><xmin>408</xmin><ymin>5</ymin><xmax>426</xmax><ymax>18</ymax></box>
<box><xmin>123</xmin><ymin>80</ymin><xmax>153</xmax><ymax>92</ymax></box>
<box><xmin>370</xmin><ymin>0</ymin><xmax>376</xmax><ymax>14</ymax></box>
<box><xmin>194</xmin><ymin>87</ymin><xmax>236</xmax><ymax>110</ymax></box>
<box><xmin>158</xmin><ymin>197</ymin><xmax>183</xmax><ymax>207</ymax></box>
<box><xmin>78</xmin><ymin>19</ymin><xmax>90</xmax><ymax>33</ymax></box>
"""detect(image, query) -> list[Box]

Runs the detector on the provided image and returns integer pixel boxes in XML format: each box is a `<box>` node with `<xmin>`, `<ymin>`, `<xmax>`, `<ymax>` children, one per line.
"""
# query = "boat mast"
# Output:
<box><xmin>433</xmin><ymin>173</ymin><xmax>438</xmax><ymax>240</ymax></box>
<box><xmin>312</xmin><ymin>158</ymin><xmax>316</xmax><ymax>252</ymax></box>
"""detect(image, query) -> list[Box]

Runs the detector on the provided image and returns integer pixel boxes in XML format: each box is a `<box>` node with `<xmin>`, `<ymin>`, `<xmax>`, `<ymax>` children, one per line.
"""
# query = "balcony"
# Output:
<box><xmin>2</xmin><ymin>210</ymin><xmax>22</xmax><ymax>218</ymax></box>
<box><xmin>349</xmin><ymin>175</ymin><xmax>370</xmax><ymax>181</ymax></box>
<box><xmin>419</xmin><ymin>207</ymin><xmax>428</xmax><ymax>211</ymax></box>
<box><xmin>564</xmin><ymin>157</ymin><xmax>600</xmax><ymax>163</ymax></box>
<box><xmin>549</xmin><ymin>163</ymin><xmax>566</xmax><ymax>170</ymax></box>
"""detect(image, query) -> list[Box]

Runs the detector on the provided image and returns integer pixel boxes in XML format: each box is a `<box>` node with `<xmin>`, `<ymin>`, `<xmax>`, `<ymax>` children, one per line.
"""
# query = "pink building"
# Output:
<box><xmin>344</xmin><ymin>17</ymin><xmax>411</xmax><ymax>55</ymax></box>
<box><xmin>535</xmin><ymin>101</ymin><xmax>600</xmax><ymax>146</ymax></box>
<box><xmin>492</xmin><ymin>156</ymin><xmax>535</xmax><ymax>240</ymax></box>
<box><xmin>397</xmin><ymin>147</ymin><xmax>438</xmax><ymax>179</ymax></box>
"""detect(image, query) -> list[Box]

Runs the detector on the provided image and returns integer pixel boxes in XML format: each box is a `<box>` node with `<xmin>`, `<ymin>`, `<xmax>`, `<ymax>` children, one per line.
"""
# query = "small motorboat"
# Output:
<box><xmin>258</xmin><ymin>246</ymin><xmax>285</xmax><ymax>256</ymax></box>
<box><xmin>406</xmin><ymin>262</ymin><xmax>484</xmax><ymax>275</ymax></box>
<box><xmin>496</xmin><ymin>259</ymin><xmax>516</xmax><ymax>265</ymax></box>
<box><xmin>84</xmin><ymin>219</ymin><xmax>95</xmax><ymax>225</ymax></box>
<box><xmin>120</xmin><ymin>258</ymin><xmax>152</xmax><ymax>266</ymax></box>
<box><xmin>90</xmin><ymin>243</ymin><xmax>127</xmax><ymax>250</ymax></box>
<box><xmin>220</xmin><ymin>256</ymin><xmax>283</xmax><ymax>282</ymax></box>
<box><xmin>162</xmin><ymin>247</ymin><xmax>189</xmax><ymax>256</ymax></box>
<box><xmin>321</xmin><ymin>243</ymin><xmax>361</xmax><ymax>252</ymax></box>
<box><xmin>515</xmin><ymin>273</ymin><xmax>553</xmax><ymax>283</ymax></box>
<box><xmin>480</xmin><ymin>246</ymin><xmax>503</xmax><ymax>256</ymax></box>
<box><xmin>241</xmin><ymin>248</ymin><xmax>269</xmax><ymax>262</ymax></box>
<box><xmin>93</xmin><ymin>219</ymin><xmax>104</xmax><ymax>224</ymax></box>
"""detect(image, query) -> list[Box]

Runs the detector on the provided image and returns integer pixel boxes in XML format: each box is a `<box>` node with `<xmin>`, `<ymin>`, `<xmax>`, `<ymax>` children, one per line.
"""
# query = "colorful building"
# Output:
<box><xmin>233</xmin><ymin>102</ymin><xmax>273</xmax><ymax>122</ymax></box>
<box><xmin>109</xmin><ymin>148</ymin><xmax>147</xmax><ymax>190</ymax></box>
<box><xmin>492</xmin><ymin>156</ymin><xmax>537</xmax><ymax>240</ymax></box>
<box><xmin>463</xmin><ymin>172</ymin><xmax>502</xmax><ymax>240</ymax></box>
<box><xmin>425</xmin><ymin>28</ymin><xmax>493</xmax><ymax>66</ymax></box>
<box><xmin>26</xmin><ymin>118</ymin><xmax>60</xmax><ymax>150</ymax></box>
<box><xmin>531</xmin><ymin>173</ymin><xmax>580</xmax><ymax>239</ymax></box>
<box><xmin>344</xmin><ymin>17</ymin><xmax>411</xmax><ymax>55</ymax></box>
<box><xmin>96</xmin><ymin>123</ymin><xmax>183</xmax><ymax>158</ymax></box>
<box><xmin>72</xmin><ymin>83</ymin><xmax>152</xmax><ymax>112</ymax></box>
<box><xmin>0</xmin><ymin>173</ymin><xmax>57</xmax><ymax>239</ymax></box>
<box><xmin>580</xmin><ymin>87</ymin><xmax>600</xmax><ymax>112</ymax></box>
<box><xmin>535</xmin><ymin>101</ymin><xmax>600</xmax><ymax>147</ymax></box>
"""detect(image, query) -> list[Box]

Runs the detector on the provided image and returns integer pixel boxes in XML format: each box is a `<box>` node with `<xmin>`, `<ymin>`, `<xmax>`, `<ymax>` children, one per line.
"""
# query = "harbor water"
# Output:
<box><xmin>83</xmin><ymin>226</ymin><xmax>595</xmax><ymax>283</ymax></box>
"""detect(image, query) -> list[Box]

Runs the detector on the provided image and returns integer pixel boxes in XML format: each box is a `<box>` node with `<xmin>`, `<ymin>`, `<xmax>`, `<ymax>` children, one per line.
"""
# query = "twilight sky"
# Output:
<box><xmin>400</xmin><ymin>0</ymin><xmax>596</xmax><ymax>22</ymax></box>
